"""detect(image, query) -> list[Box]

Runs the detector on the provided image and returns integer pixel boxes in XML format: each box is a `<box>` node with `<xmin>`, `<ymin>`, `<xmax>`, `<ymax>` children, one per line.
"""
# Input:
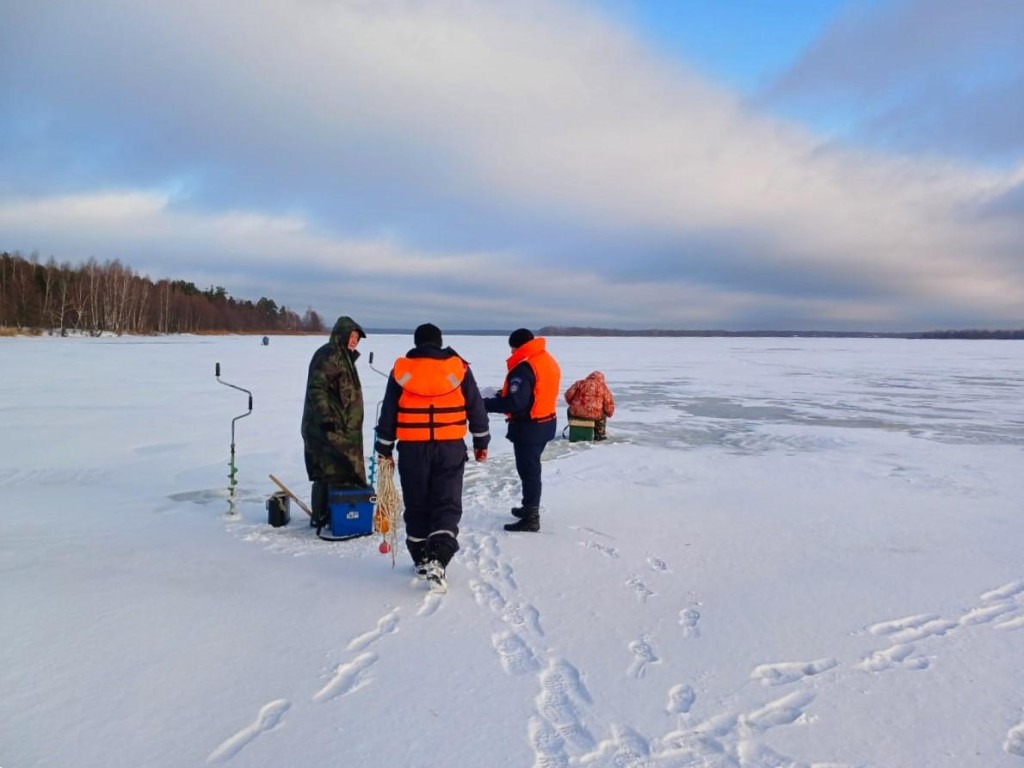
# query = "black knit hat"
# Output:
<box><xmin>508</xmin><ymin>328</ymin><xmax>534</xmax><ymax>349</ymax></box>
<box><xmin>414</xmin><ymin>322</ymin><xmax>443</xmax><ymax>347</ymax></box>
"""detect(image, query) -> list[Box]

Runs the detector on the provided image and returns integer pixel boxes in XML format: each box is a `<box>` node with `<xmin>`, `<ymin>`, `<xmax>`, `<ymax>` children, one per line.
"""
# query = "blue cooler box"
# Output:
<box><xmin>327</xmin><ymin>486</ymin><xmax>376</xmax><ymax>538</ymax></box>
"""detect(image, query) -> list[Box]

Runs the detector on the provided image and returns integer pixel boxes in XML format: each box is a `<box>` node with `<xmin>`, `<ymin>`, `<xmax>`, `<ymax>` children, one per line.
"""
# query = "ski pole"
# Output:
<box><xmin>215</xmin><ymin>362</ymin><xmax>253</xmax><ymax>515</ymax></box>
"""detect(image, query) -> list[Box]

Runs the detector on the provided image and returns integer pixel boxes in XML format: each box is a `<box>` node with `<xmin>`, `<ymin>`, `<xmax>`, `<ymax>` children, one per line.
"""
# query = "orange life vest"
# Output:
<box><xmin>393</xmin><ymin>356</ymin><xmax>468</xmax><ymax>441</ymax></box>
<box><xmin>503</xmin><ymin>337</ymin><xmax>561</xmax><ymax>422</ymax></box>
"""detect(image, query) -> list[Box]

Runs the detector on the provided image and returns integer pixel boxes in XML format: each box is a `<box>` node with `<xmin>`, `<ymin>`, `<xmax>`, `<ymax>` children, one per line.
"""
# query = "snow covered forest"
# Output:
<box><xmin>0</xmin><ymin>251</ymin><xmax>324</xmax><ymax>335</ymax></box>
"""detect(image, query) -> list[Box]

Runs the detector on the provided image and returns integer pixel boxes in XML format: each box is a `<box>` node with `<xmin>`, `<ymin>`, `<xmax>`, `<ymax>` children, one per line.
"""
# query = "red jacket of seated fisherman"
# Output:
<box><xmin>564</xmin><ymin>371</ymin><xmax>615</xmax><ymax>421</ymax></box>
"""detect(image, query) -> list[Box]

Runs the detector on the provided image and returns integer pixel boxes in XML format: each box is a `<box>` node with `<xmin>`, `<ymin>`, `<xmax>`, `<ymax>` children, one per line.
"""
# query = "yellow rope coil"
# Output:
<box><xmin>373</xmin><ymin>458</ymin><xmax>402</xmax><ymax>566</ymax></box>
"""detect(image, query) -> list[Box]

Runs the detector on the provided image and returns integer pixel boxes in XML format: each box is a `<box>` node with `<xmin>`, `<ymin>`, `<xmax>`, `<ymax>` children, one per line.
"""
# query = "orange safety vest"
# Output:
<box><xmin>393</xmin><ymin>356</ymin><xmax>469</xmax><ymax>441</ymax></box>
<box><xmin>503</xmin><ymin>337</ymin><xmax>561</xmax><ymax>422</ymax></box>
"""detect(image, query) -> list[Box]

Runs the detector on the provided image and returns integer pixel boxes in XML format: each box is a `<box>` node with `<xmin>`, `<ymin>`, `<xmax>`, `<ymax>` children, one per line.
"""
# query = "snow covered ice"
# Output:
<box><xmin>2</xmin><ymin>334</ymin><xmax>1023</xmax><ymax>767</ymax></box>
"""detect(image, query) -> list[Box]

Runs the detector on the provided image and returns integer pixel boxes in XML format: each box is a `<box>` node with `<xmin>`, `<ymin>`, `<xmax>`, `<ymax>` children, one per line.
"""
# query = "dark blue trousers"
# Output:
<box><xmin>396</xmin><ymin>441</ymin><xmax>467</xmax><ymax>566</ymax></box>
<box><xmin>513</xmin><ymin>439</ymin><xmax>548</xmax><ymax>509</ymax></box>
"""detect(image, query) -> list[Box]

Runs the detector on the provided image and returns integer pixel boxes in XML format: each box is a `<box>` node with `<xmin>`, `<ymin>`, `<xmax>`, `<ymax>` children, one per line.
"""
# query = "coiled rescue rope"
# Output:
<box><xmin>373</xmin><ymin>458</ymin><xmax>401</xmax><ymax>566</ymax></box>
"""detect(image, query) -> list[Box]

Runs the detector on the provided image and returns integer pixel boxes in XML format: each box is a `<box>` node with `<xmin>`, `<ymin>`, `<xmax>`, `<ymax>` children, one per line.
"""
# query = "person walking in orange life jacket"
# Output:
<box><xmin>374</xmin><ymin>323</ymin><xmax>490</xmax><ymax>592</ymax></box>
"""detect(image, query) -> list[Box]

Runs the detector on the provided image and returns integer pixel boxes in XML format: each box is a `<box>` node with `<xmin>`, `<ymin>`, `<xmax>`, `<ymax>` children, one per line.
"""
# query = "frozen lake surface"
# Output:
<box><xmin>2</xmin><ymin>334</ymin><xmax>1023</xmax><ymax>767</ymax></box>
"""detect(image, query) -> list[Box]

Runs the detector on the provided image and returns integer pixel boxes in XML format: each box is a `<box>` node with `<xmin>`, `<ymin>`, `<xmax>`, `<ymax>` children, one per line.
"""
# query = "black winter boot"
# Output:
<box><xmin>504</xmin><ymin>507</ymin><xmax>539</xmax><ymax>532</ymax></box>
<box><xmin>510</xmin><ymin>506</ymin><xmax>525</xmax><ymax>519</ymax></box>
<box><xmin>407</xmin><ymin>539</ymin><xmax>429</xmax><ymax>576</ymax></box>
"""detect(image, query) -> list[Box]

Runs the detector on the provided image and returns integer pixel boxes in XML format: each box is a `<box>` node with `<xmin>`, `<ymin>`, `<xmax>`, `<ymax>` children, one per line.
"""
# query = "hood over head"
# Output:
<box><xmin>330</xmin><ymin>316</ymin><xmax>366</xmax><ymax>347</ymax></box>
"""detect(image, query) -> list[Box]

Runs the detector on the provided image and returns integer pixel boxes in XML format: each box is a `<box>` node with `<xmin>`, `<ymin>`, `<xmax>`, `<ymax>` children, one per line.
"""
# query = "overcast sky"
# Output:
<box><xmin>2</xmin><ymin>0</ymin><xmax>1022</xmax><ymax>331</ymax></box>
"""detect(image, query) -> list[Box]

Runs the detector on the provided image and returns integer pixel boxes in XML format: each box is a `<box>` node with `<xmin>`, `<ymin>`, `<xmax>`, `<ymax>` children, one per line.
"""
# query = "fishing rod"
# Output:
<box><xmin>215</xmin><ymin>362</ymin><xmax>253</xmax><ymax>516</ymax></box>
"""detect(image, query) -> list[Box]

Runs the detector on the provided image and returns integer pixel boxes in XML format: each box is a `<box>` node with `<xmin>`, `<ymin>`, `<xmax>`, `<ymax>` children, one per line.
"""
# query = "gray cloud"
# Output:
<box><xmin>766</xmin><ymin>0</ymin><xmax>1024</xmax><ymax>161</ymax></box>
<box><xmin>978</xmin><ymin>180</ymin><xmax>1024</xmax><ymax>219</ymax></box>
<box><xmin>1</xmin><ymin>0</ymin><xmax>1023</xmax><ymax>331</ymax></box>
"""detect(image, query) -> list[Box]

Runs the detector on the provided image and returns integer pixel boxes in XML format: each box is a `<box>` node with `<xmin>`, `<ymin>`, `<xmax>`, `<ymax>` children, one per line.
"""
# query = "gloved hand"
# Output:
<box><xmin>474</xmin><ymin>448</ymin><xmax>487</xmax><ymax>462</ymax></box>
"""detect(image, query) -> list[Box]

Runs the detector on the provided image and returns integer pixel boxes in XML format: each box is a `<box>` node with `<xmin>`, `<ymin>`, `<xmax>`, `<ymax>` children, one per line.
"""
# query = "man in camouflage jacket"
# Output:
<box><xmin>301</xmin><ymin>317</ymin><xmax>368</xmax><ymax>499</ymax></box>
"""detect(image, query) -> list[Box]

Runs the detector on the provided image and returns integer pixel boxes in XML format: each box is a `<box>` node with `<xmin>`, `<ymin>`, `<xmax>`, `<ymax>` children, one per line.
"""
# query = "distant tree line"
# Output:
<box><xmin>0</xmin><ymin>251</ymin><xmax>326</xmax><ymax>335</ymax></box>
<box><xmin>540</xmin><ymin>326</ymin><xmax>1024</xmax><ymax>340</ymax></box>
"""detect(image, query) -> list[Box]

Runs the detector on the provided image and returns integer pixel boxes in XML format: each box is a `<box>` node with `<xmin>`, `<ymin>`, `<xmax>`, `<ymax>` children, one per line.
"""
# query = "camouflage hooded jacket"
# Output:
<box><xmin>300</xmin><ymin>316</ymin><xmax>367</xmax><ymax>484</ymax></box>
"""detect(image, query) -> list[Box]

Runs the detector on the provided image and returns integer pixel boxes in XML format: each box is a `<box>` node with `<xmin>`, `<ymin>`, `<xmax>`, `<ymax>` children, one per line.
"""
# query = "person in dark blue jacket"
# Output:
<box><xmin>484</xmin><ymin>328</ymin><xmax>561</xmax><ymax>532</ymax></box>
<box><xmin>374</xmin><ymin>323</ymin><xmax>489</xmax><ymax>592</ymax></box>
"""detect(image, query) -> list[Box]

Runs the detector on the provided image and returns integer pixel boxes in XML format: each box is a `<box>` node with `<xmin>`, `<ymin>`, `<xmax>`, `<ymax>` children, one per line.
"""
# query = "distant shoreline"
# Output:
<box><xmin>371</xmin><ymin>327</ymin><xmax>1024</xmax><ymax>340</ymax></box>
<box><xmin>4</xmin><ymin>327</ymin><xmax>1022</xmax><ymax>340</ymax></box>
<box><xmin>536</xmin><ymin>327</ymin><xmax>1024</xmax><ymax>340</ymax></box>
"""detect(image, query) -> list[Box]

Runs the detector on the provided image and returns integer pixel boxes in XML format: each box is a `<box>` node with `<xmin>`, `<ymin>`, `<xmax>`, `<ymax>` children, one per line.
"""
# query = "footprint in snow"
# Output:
<box><xmin>346</xmin><ymin>608</ymin><xmax>399</xmax><ymax>652</ymax></box>
<box><xmin>857</xmin><ymin>643</ymin><xmax>929</xmax><ymax>673</ymax></box>
<box><xmin>981</xmin><ymin>580</ymin><xmax>1024</xmax><ymax>602</ymax></box>
<box><xmin>578</xmin><ymin>540</ymin><xmax>620</xmax><ymax>559</ymax></box>
<box><xmin>207</xmin><ymin>699</ymin><xmax>290</xmax><ymax>763</ymax></box>
<box><xmin>959</xmin><ymin>603</ymin><xmax>1018</xmax><ymax>627</ymax></box>
<box><xmin>470</xmin><ymin>579</ymin><xmax>507</xmax><ymax>613</ymax></box>
<box><xmin>740</xmin><ymin>691</ymin><xmax>815</xmax><ymax>733</ymax></box>
<box><xmin>501</xmin><ymin>601</ymin><xmax>545</xmax><ymax>639</ymax></box>
<box><xmin>666</xmin><ymin>683</ymin><xmax>696</xmax><ymax>715</ymax></box>
<box><xmin>750</xmin><ymin>658</ymin><xmax>838</xmax><ymax>687</ymax></box>
<box><xmin>627</xmin><ymin>635</ymin><xmax>660</xmax><ymax>679</ymax></box>
<box><xmin>493</xmin><ymin>630</ymin><xmax>540</xmax><ymax>676</ymax></box>
<box><xmin>867</xmin><ymin>613</ymin><xmax>938</xmax><ymax>636</ymax></box>
<box><xmin>679</xmin><ymin>607</ymin><xmax>701</xmax><ymax>638</ymax></box>
<box><xmin>313</xmin><ymin>652</ymin><xmax>378</xmax><ymax>702</ymax></box>
<box><xmin>417</xmin><ymin>592</ymin><xmax>442</xmax><ymax>617</ymax></box>
<box><xmin>626</xmin><ymin>575</ymin><xmax>655</xmax><ymax>603</ymax></box>
<box><xmin>1005</xmin><ymin>718</ymin><xmax>1024</xmax><ymax>756</ymax></box>
<box><xmin>535</xmin><ymin>658</ymin><xmax>595</xmax><ymax>754</ymax></box>
<box><xmin>647</xmin><ymin>555</ymin><xmax>670</xmax><ymax>572</ymax></box>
